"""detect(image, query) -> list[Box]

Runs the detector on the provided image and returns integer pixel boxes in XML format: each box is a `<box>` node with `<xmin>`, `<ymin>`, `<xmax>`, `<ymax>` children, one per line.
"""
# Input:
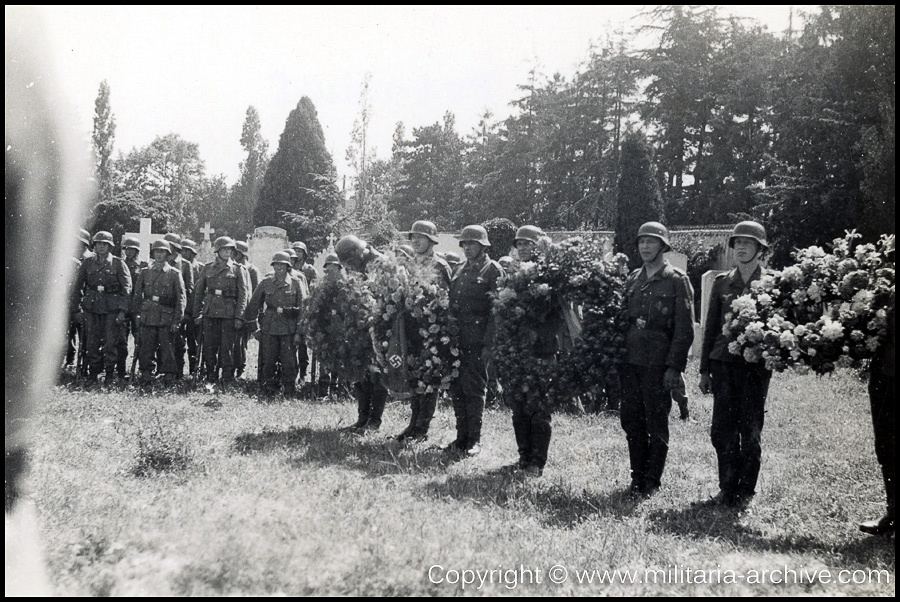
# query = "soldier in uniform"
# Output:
<box><xmin>699</xmin><ymin>221</ymin><xmax>773</xmax><ymax>507</ymax></box>
<box><xmin>133</xmin><ymin>240</ymin><xmax>187</xmax><ymax>385</ymax></box>
<box><xmin>73</xmin><ymin>231</ymin><xmax>132</xmax><ymax>382</ymax></box>
<box><xmin>244</xmin><ymin>252</ymin><xmax>308</xmax><ymax>395</ymax></box>
<box><xmin>336</xmin><ymin>234</ymin><xmax>389</xmax><ymax>432</ymax></box>
<box><xmin>322</xmin><ymin>252</ymin><xmax>343</xmax><ymax>279</ymax></box>
<box><xmin>291</xmin><ymin>241</ymin><xmax>317</xmax><ymax>385</ymax></box>
<box><xmin>446</xmin><ymin>225</ymin><xmax>505</xmax><ymax>457</ymax></box>
<box><xmin>233</xmin><ymin>240</ymin><xmax>260</xmax><ymax>379</ymax></box>
<box><xmin>116</xmin><ymin>235</ymin><xmax>146</xmax><ymax>380</ymax></box>
<box><xmin>161</xmin><ymin>233</ymin><xmax>194</xmax><ymax>379</ymax></box>
<box><xmin>621</xmin><ymin>222</ymin><xmax>694</xmax><ymax>497</ymax></box>
<box><xmin>66</xmin><ymin>228</ymin><xmax>92</xmax><ymax>371</ymax></box>
<box><xmin>180</xmin><ymin>238</ymin><xmax>203</xmax><ymax>376</ymax></box>
<box><xmin>504</xmin><ymin>225</ymin><xmax>561</xmax><ymax>476</ymax></box>
<box><xmin>396</xmin><ymin>220</ymin><xmax>453</xmax><ymax>442</ymax></box>
<box><xmin>193</xmin><ymin>236</ymin><xmax>248</xmax><ymax>383</ymax></box>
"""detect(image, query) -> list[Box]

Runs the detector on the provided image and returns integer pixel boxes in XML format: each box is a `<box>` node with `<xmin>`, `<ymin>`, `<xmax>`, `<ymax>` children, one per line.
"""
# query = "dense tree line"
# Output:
<box><xmin>89</xmin><ymin>6</ymin><xmax>893</xmax><ymax>265</ymax></box>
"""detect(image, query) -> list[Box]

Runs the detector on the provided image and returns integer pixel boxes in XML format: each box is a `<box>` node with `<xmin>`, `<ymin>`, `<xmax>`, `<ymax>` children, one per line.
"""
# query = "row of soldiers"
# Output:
<box><xmin>66</xmin><ymin>220</ymin><xmax>894</xmax><ymax>535</ymax></box>
<box><xmin>67</xmin><ymin>229</ymin><xmax>319</xmax><ymax>388</ymax></box>
<box><xmin>335</xmin><ymin>219</ymin><xmax>893</xmax><ymax>537</ymax></box>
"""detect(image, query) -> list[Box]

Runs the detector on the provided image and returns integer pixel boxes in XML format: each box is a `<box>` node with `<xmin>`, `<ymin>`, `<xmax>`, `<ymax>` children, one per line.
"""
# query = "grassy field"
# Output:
<box><xmin>24</xmin><ymin>355</ymin><xmax>895</xmax><ymax>596</ymax></box>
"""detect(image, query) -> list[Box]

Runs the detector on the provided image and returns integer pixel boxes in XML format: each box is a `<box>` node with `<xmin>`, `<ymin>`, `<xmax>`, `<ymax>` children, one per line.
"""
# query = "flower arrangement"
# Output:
<box><xmin>491</xmin><ymin>237</ymin><xmax>629</xmax><ymax>411</ymax></box>
<box><xmin>366</xmin><ymin>253</ymin><xmax>460</xmax><ymax>394</ymax></box>
<box><xmin>300</xmin><ymin>271</ymin><xmax>376</xmax><ymax>383</ymax></box>
<box><xmin>723</xmin><ymin>232</ymin><xmax>894</xmax><ymax>374</ymax></box>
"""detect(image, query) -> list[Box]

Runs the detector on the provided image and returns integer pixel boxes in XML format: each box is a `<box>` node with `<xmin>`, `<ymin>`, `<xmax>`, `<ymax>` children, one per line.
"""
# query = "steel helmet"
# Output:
<box><xmin>181</xmin><ymin>239</ymin><xmax>198</xmax><ymax>254</ymax></box>
<box><xmin>728</xmin><ymin>221</ymin><xmax>769</xmax><ymax>250</ymax></box>
<box><xmin>397</xmin><ymin>244</ymin><xmax>414</xmax><ymax>259</ymax></box>
<box><xmin>335</xmin><ymin>235</ymin><xmax>367</xmax><ymax>262</ymax></box>
<box><xmin>498</xmin><ymin>256</ymin><xmax>514</xmax><ymax>270</ymax></box>
<box><xmin>443</xmin><ymin>251</ymin><xmax>461</xmax><ymax>265</ymax></box>
<box><xmin>213</xmin><ymin>236</ymin><xmax>236</xmax><ymax>253</ymax></box>
<box><xmin>408</xmin><ymin>220</ymin><xmax>440</xmax><ymax>243</ymax></box>
<box><xmin>291</xmin><ymin>241</ymin><xmax>309</xmax><ymax>256</ymax></box>
<box><xmin>78</xmin><ymin>228</ymin><xmax>92</xmax><ymax>246</ymax></box>
<box><xmin>122</xmin><ymin>236</ymin><xmax>141</xmax><ymax>251</ymax></box>
<box><xmin>91</xmin><ymin>231</ymin><xmax>114</xmax><ymax>247</ymax></box>
<box><xmin>324</xmin><ymin>252</ymin><xmax>341</xmax><ymax>267</ymax></box>
<box><xmin>514</xmin><ymin>225</ymin><xmax>543</xmax><ymax>245</ymax></box>
<box><xmin>163</xmin><ymin>232</ymin><xmax>183</xmax><ymax>251</ymax></box>
<box><xmin>235</xmin><ymin>240</ymin><xmax>250</xmax><ymax>255</ymax></box>
<box><xmin>282</xmin><ymin>247</ymin><xmax>298</xmax><ymax>260</ymax></box>
<box><xmin>150</xmin><ymin>239</ymin><xmax>172</xmax><ymax>255</ymax></box>
<box><xmin>458</xmin><ymin>225</ymin><xmax>491</xmax><ymax>247</ymax></box>
<box><xmin>635</xmin><ymin>222</ymin><xmax>671</xmax><ymax>252</ymax></box>
<box><xmin>270</xmin><ymin>251</ymin><xmax>293</xmax><ymax>267</ymax></box>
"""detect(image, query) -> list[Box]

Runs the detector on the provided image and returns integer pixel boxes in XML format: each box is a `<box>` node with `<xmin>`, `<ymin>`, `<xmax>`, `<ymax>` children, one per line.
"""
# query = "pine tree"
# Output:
<box><xmin>615</xmin><ymin>132</ymin><xmax>664</xmax><ymax>269</ymax></box>
<box><xmin>255</xmin><ymin>97</ymin><xmax>340</xmax><ymax>244</ymax></box>
<box><xmin>231</xmin><ymin>106</ymin><xmax>269</xmax><ymax>236</ymax></box>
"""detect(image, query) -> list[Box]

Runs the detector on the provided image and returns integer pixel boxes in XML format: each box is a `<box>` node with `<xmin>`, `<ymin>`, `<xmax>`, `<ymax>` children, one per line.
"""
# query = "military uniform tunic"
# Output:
<box><xmin>620</xmin><ymin>261</ymin><xmax>694</xmax><ymax>491</ymax></box>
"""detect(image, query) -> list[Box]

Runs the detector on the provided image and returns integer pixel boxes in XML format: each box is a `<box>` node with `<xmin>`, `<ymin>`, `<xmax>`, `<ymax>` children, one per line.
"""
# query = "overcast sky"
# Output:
<box><xmin>25</xmin><ymin>6</ymin><xmax>816</xmax><ymax>187</ymax></box>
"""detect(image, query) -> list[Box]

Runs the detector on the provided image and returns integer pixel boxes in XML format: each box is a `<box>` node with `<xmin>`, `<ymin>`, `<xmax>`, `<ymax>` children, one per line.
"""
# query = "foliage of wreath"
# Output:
<box><xmin>491</xmin><ymin>237</ymin><xmax>629</xmax><ymax>411</ymax></box>
<box><xmin>300</xmin><ymin>271</ymin><xmax>376</xmax><ymax>383</ymax></box>
<box><xmin>723</xmin><ymin>231</ymin><xmax>894</xmax><ymax>374</ymax></box>
<box><xmin>367</xmin><ymin>253</ymin><xmax>460</xmax><ymax>393</ymax></box>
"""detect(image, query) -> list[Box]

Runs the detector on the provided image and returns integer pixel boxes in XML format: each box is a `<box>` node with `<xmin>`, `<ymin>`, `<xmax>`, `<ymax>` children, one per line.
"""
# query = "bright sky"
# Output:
<box><xmin>24</xmin><ymin>5</ymin><xmax>815</xmax><ymax>187</ymax></box>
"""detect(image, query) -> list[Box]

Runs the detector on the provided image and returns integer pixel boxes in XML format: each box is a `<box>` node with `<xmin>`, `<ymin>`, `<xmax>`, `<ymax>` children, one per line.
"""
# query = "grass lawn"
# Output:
<box><xmin>25</xmin><ymin>355</ymin><xmax>895</xmax><ymax>595</ymax></box>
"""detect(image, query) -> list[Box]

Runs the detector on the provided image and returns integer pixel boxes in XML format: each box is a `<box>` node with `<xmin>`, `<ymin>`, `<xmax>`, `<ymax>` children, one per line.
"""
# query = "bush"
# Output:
<box><xmin>482</xmin><ymin>217</ymin><xmax>517</xmax><ymax>258</ymax></box>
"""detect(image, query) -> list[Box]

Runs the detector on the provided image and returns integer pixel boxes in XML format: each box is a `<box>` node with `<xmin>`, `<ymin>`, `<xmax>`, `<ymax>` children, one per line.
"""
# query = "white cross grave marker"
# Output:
<box><xmin>200</xmin><ymin>222</ymin><xmax>215</xmax><ymax>242</ymax></box>
<box><xmin>327</xmin><ymin>233</ymin><xmax>336</xmax><ymax>250</ymax></box>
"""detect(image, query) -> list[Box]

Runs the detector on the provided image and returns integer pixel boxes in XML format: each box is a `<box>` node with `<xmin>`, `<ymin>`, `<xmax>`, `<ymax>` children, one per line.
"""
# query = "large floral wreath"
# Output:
<box><xmin>491</xmin><ymin>238</ymin><xmax>629</xmax><ymax>411</ymax></box>
<box><xmin>300</xmin><ymin>272</ymin><xmax>376</xmax><ymax>383</ymax></box>
<box><xmin>724</xmin><ymin>232</ymin><xmax>894</xmax><ymax>374</ymax></box>
<box><xmin>367</xmin><ymin>253</ymin><xmax>460</xmax><ymax>394</ymax></box>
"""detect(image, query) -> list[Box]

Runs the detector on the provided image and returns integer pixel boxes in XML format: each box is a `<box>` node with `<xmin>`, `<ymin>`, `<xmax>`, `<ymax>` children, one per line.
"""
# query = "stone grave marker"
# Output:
<box><xmin>249</xmin><ymin>226</ymin><xmax>289</xmax><ymax>275</ymax></box>
<box><xmin>197</xmin><ymin>222</ymin><xmax>215</xmax><ymax>265</ymax></box>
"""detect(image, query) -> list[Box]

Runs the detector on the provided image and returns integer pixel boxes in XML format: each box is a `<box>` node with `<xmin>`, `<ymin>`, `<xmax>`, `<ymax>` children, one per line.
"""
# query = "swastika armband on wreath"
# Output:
<box><xmin>388</xmin><ymin>354</ymin><xmax>403</xmax><ymax>369</ymax></box>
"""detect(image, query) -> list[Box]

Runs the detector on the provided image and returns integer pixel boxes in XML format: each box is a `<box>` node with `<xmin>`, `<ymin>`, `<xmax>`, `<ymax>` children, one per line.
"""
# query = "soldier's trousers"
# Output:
<box><xmin>620</xmin><ymin>364</ymin><xmax>671</xmax><ymax>489</ymax></box>
<box><xmin>449</xmin><ymin>345</ymin><xmax>487</xmax><ymax>449</ymax></box>
<box><xmin>353</xmin><ymin>374</ymin><xmax>388</xmax><ymax>428</ymax></box>
<box><xmin>259</xmin><ymin>333</ymin><xmax>296</xmax><ymax>390</ymax></box>
<box><xmin>66</xmin><ymin>317</ymin><xmax>81</xmax><ymax>366</ymax></box>
<box><xmin>233</xmin><ymin>329</ymin><xmax>249</xmax><ymax>375</ymax></box>
<box><xmin>868</xmin><ymin>367</ymin><xmax>895</xmax><ymax>515</ymax></box>
<box><xmin>139</xmin><ymin>325</ymin><xmax>177</xmax><ymax>375</ymax></box>
<box><xmin>201</xmin><ymin>318</ymin><xmax>236</xmax><ymax>380</ymax></box>
<box><xmin>83</xmin><ymin>312</ymin><xmax>119</xmax><ymax>376</ymax></box>
<box><xmin>709</xmin><ymin>360</ymin><xmax>771</xmax><ymax>497</ymax></box>
<box><xmin>405</xmin><ymin>391</ymin><xmax>439</xmax><ymax>436</ymax></box>
<box><xmin>511</xmin><ymin>397</ymin><xmax>552</xmax><ymax>469</ymax></box>
<box><xmin>183</xmin><ymin>317</ymin><xmax>199</xmax><ymax>374</ymax></box>
<box><xmin>296</xmin><ymin>336</ymin><xmax>309</xmax><ymax>381</ymax></box>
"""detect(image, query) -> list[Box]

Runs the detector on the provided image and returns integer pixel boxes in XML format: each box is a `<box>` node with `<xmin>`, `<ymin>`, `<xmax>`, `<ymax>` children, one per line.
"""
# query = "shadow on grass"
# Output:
<box><xmin>648</xmin><ymin>504</ymin><xmax>897</xmax><ymax>563</ymax></box>
<box><xmin>422</xmin><ymin>468</ymin><xmax>643</xmax><ymax>529</ymax></box>
<box><xmin>233</xmin><ymin>427</ymin><xmax>448</xmax><ymax>476</ymax></box>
